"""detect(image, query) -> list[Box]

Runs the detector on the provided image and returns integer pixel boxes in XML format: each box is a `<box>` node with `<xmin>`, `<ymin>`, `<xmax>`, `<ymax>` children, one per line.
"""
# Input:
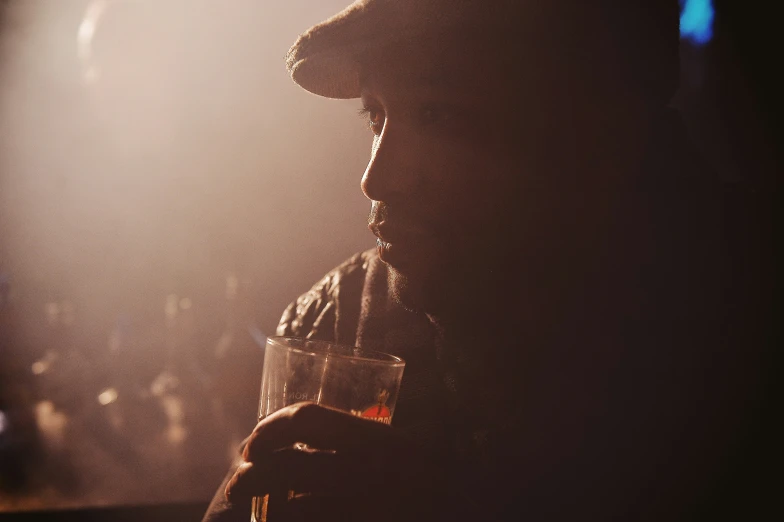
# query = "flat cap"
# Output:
<box><xmin>286</xmin><ymin>0</ymin><xmax>680</xmax><ymax>103</ymax></box>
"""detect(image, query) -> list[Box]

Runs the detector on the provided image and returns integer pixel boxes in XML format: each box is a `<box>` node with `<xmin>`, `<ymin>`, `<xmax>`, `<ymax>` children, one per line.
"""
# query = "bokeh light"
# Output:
<box><xmin>680</xmin><ymin>0</ymin><xmax>714</xmax><ymax>45</ymax></box>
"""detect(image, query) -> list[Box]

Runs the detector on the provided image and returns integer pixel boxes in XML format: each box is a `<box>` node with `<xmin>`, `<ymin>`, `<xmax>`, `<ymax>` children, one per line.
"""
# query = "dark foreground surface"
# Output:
<box><xmin>1</xmin><ymin>501</ymin><xmax>209</xmax><ymax>522</ymax></box>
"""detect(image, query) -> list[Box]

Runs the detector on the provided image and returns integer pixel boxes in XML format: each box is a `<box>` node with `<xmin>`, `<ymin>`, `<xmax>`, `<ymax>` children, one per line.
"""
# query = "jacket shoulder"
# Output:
<box><xmin>275</xmin><ymin>249</ymin><xmax>376</xmax><ymax>343</ymax></box>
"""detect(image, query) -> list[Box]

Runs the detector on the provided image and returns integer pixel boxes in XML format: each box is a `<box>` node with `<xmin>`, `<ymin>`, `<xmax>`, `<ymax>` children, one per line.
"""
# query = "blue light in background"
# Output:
<box><xmin>680</xmin><ymin>0</ymin><xmax>714</xmax><ymax>45</ymax></box>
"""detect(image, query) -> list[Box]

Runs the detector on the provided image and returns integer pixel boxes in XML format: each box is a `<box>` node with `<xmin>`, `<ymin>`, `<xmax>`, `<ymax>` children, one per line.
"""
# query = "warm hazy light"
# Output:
<box><xmin>31</xmin><ymin>351</ymin><xmax>57</xmax><ymax>375</ymax></box>
<box><xmin>0</xmin><ymin>0</ymin><xmax>372</xmax><ymax>510</ymax></box>
<box><xmin>97</xmin><ymin>388</ymin><xmax>119</xmax><ymax>406</ymax></box>
<box><xmin>165</xmin><ymin>295</ymin><xmax>179</xmax><ymax>318</ymax></box>
<box><xmin>77</xmin><ymin>1</ymin><xmax>107</xmax><ymax>84</ymax></box>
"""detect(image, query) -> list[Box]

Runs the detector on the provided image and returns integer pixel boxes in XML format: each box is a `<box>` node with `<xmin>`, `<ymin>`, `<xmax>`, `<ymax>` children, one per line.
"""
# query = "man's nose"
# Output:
<box><xmin>360</xmin><ymin>129</ymin><xmax>418</xmax><ymax>204</ymax></box>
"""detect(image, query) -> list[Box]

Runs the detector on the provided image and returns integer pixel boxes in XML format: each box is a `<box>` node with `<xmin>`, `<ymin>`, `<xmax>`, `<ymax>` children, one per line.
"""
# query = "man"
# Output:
<box><xmin>204</xmin><ymin>1</ymin><xmax>767</xmax><ymax>520</ymax></box>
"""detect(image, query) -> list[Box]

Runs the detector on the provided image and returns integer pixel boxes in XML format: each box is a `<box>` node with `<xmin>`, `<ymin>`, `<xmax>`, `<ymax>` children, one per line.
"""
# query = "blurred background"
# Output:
<box><xmin>0</xmin><ymin>0</ymin><xmax>779</xmax><ymax>516</ymax></box>
<box><xmin>0</xmin><ymin>0</ymin><xmax>373</xmax><ymax>512</ymax></box>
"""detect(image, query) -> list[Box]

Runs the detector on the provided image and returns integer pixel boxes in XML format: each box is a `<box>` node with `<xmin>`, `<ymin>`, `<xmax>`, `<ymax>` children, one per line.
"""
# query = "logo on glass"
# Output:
<box><xmin>352</xmin><ymin>389</ymin><xmax>391</xmax><ymax>424</ymax></box>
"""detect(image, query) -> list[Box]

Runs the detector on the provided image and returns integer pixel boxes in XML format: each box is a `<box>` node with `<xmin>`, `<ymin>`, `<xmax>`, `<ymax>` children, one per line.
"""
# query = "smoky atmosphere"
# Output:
<box><xmin>1</xmin><ymin>0</ymin><xmax>373</xmax><ymax>512</ymax></box>
<box><xmin>0</xmin><ymin>1</ymin><xmax>778</xmax><ymax>521</ymax></box>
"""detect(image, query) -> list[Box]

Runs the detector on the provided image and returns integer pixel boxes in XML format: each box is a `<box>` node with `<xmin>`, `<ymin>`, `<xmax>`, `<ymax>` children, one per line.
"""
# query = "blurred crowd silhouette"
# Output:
<box><xmin>1</xmin><ymin>271</ymin><xmax>263</xmax><ymax>509</ymax></box>
<box><xmin>0</xmin><ymin>0</ymin><xmax>371</xmax><ymax>511</ymax></box>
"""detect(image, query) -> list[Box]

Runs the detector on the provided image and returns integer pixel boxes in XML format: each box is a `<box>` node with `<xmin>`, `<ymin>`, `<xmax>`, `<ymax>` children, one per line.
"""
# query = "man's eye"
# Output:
<box><xmin>358</xmin><ymin>106</ymin><xmax>385</xmax><ymax>135</ymax></box>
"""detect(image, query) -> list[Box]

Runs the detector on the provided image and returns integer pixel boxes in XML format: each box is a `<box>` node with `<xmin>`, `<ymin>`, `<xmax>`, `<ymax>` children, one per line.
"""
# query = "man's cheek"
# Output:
<box><xmin>448</xmin><ymin>182</ymin><xmax>504</xmax><ymax>227</ymax></box>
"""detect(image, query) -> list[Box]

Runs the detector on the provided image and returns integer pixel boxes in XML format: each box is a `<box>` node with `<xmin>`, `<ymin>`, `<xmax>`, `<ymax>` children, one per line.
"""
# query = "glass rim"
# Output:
<box><xmin>266</xmin><ymin>336</ymin><xmax>405</xmax><ymax>367</ymax></box>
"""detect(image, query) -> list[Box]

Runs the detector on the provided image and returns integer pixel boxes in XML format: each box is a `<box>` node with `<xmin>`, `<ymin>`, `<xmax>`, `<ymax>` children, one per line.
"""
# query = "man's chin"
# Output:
<box><xmin>379</xmin><ymin>237</ymin><xmax>489</xmax><ymax>316</ymax></box>
<box><xmin>386</xmin><ymin>264</ymin><xmax>445</xmax><ymax>315</ymax></box>
<box><xmin>382</xmin><ymin>240</ymin><xmax>517</xmax><ymax>320</ymax></box>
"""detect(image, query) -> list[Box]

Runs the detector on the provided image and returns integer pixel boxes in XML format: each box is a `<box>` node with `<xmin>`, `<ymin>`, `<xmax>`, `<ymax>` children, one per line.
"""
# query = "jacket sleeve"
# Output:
<box><xmin>275</xmin><ymin>251</ymin><xmax>369</xmax><ymax>345</ymax></box>
<box><xmin>200</xmin><ymin>444</ymin><xmax>248</xmax><ymax>522</ymax></box>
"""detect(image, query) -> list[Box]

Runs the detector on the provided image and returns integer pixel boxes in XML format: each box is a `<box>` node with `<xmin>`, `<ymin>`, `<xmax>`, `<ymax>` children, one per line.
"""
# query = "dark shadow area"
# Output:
<box><xmin>1</xmin><ymin>0</ymin><xmax>779</xmax><ymax>520</ymax></box>
<box><xmin>3</xmin><ymin>501</ymin><xmax>209</xmax><ymax>521</ymax></box>
<box><xmin>683</xmin><ymin>2</ymin><xmax>780</xmax><ymax>519</ymax></box>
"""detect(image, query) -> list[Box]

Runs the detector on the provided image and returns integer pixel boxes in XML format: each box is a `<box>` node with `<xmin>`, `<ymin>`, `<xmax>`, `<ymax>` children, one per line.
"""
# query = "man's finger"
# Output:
<box><xmin>243</xmin><ymin>402</ymin><xmax>406</xmax><ymax>462</ymax></box>
<box><xmin>224</xmin><ymin>461</ymin><xmax>260</xmax><ymax>502</ymax></box>
<box><xmin>225</xmin><ymin>461</ymin><xmax>294</xmax><ymax>506</ymax></box>
<box><xmin>270</xmin><ymin>494</ymin><xmax>378</xmax><ymax>522</ymax></box>
<box><xmin>227</xmin><ymin>445</ymin><xmax>379</xmax><ymax>499</ymax></box>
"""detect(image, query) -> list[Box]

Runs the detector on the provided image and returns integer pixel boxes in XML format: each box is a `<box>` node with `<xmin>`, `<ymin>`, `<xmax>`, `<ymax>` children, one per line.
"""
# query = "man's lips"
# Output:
<box><xmin>369</xmin><ymin>222</ymin><xmax>432</xmax><ymax>267</ymax></box>
<box><xmin>368</xmin><ymin>222</ymin><xmax>431</xmax><ymax>244</ymax></box>
<box><xmin>375</xmin><ymin>238</ymin><xmax>408</xmax><ymax>267</ymax></box>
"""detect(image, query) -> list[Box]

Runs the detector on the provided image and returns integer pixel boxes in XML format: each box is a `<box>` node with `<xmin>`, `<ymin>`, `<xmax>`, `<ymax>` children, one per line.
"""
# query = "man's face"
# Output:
<box><xmin>358</xmin><ymin>37</ymin><xmax>540</xmax><ymax>314</ymax></box>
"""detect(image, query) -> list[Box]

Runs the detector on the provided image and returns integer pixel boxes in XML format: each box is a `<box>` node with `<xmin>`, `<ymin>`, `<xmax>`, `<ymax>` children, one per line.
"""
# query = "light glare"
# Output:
<box><xmin>680</xmin><ymin>0</ymin><xmax>714</xmax><ymax>45</ymax></box>
<box><xmin>98</xmin><ymin>388</ymin><xmax>118</xmax><ymax>405</ymax></box>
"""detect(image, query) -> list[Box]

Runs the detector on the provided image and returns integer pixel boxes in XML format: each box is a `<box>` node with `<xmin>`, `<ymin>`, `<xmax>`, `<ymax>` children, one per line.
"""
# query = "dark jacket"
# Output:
<box><xmin>203</xmin><ymin>119</ymin><xmax>772</xmax><ymax>520</ymax></box>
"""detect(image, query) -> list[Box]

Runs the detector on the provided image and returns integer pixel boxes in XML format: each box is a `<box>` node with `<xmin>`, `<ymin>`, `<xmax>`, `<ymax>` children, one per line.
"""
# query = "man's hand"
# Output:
<box><xmin>224</xmin><ymin>402</ymin><xmax>446</xmax><ymax>521</ymax></box>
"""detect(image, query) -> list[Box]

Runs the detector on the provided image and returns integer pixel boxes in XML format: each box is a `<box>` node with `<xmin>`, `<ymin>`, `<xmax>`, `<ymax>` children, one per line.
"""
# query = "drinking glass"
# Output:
<box><xmin>250</xmin><ymin>336</ymin><xmax>405</xmax><ymax>522</ymax></box>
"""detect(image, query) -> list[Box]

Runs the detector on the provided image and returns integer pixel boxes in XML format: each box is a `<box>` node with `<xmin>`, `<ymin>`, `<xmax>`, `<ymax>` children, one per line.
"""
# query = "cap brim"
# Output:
<box><xmin>287</xmin><ymin>48</ymin><xmax>362</xmax><ymax>100</ymax></box>
<box><xmin>285</xmin><ymin>0</ymin><xmax>459</xmax><ymax>99</ymax></box>
<box><xmin>285</xmin><ymin>2</ymin><xmax>377</xmax><ymax>99</ymax></box>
